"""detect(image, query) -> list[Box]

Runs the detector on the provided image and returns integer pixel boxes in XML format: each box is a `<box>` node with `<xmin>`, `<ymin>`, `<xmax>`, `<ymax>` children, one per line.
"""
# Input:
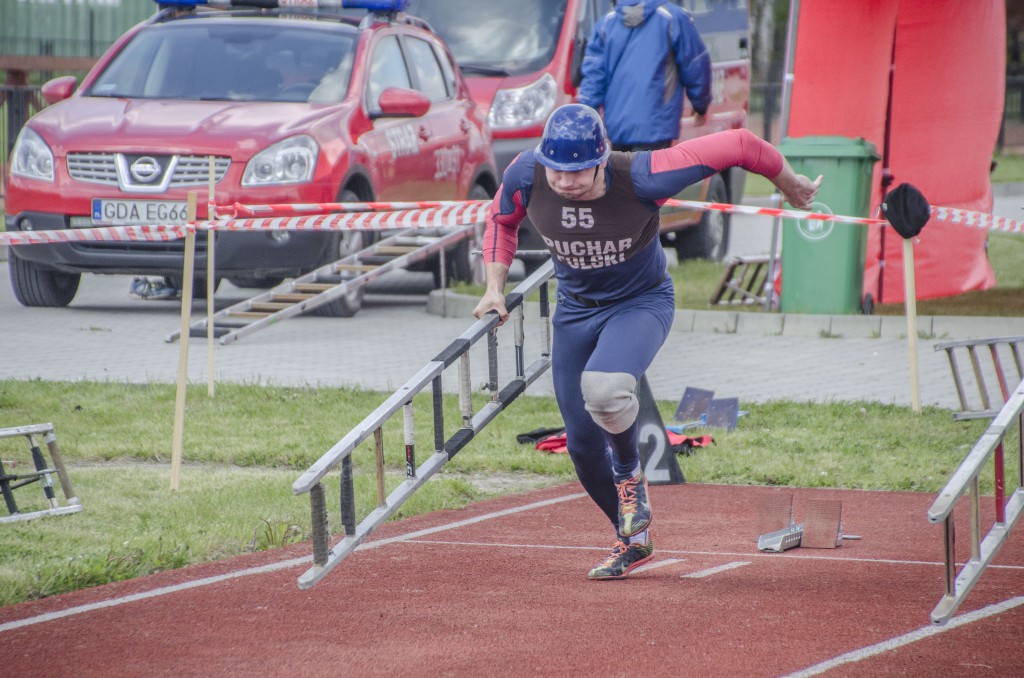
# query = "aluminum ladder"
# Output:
<box><xmin>933</xmin><ymin>335</ymin><xmax>1024</xmax><ymax>420</ymax></box>
<box><xmin>292</xmin><ymin>260</ymin><xmax>555</xmax><ymax>588</ymax></box>
<box><xmin>166</xmin><ymin>226</ymin><xmax>473</xmax><ymax>345</ymax></box>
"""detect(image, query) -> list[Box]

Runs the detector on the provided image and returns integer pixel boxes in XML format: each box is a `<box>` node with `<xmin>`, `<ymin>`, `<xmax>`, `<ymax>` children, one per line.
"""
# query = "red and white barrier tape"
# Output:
<box><xmin>664</xmin><ymin>199</ymin><xmax>886</xmax><ymax>226</ymax></box>
<box><xmin>231</xmin><ymin>199</ymin><xmax>488</xmax><ymax>218</ymax></box>
<box><xmin>932</xmin><ymin>206</ymin><xmax>1024</xmax><ymax>235</ymax></box>
<box><xmin>218</xmin><ymin>203</ymin><xmax>490</xmax><ymax>232</ymax></box>
<box><xmin>665</xmin><ymin>199</ymin><xmax>1024</xmax><ymax>234</ymax></box>
<box><xmin>0</xmin><ymin>224</ymin><xmax>188</xmax><ymax>247</ymax></box>
<box><xmin>1</xmin><ymin>199</ymin><xmax>1019</xmax><ymax>247</ymax></box>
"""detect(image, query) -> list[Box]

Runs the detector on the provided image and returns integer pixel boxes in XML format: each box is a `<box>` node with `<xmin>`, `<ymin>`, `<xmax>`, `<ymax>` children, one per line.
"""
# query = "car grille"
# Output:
<box><xmin>67</xmin><ymin>153</ymin><xmax>231</xmax><ymax>190</ymax></box>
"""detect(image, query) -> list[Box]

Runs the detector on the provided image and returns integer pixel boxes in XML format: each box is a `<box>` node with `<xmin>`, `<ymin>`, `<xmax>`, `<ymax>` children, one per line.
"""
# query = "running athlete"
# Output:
<box><xmin>473</xmin><ymin>104</ymin><xmax>821</xmax><ymax>580</ymax></box>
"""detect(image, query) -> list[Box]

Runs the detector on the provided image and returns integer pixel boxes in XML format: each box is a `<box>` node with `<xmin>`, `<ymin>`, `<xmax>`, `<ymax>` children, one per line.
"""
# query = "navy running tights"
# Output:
<box><xmin>551</xmin><ymin>283</ymin><xmax>675</xmax><ymax>529</ymax></box>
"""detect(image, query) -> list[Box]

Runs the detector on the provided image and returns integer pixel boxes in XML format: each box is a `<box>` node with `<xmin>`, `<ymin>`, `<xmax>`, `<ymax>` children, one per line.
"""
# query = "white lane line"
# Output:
<box><xmin>0</xmin><ymin>491</ymin><xmax>587</xmax><ymax>633</ymax></box>
<box><xmin>682</xmin><ymin>561</ymin><xmax>751</xmax><ymax>578</ymax></box>
<box><xmin>405</xmin><ymin>541</ymin><xmax>1024</xmax><ymax>571</ymax></box>
<box><xmin>780</xmin><ymin>595</ymin><xmax>1024</xmax><ymax>678</ymax></box>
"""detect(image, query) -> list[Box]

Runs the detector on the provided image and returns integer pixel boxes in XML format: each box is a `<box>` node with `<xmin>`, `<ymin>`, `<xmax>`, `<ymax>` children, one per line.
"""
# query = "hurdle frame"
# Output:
<box><xmin>0</xmin><ymin>423</ymin><xmax>82</xmax><ymax>523</ymax></box>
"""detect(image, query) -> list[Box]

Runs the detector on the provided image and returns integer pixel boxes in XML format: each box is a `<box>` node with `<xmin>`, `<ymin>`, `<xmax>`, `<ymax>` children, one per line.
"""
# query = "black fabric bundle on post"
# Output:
<box><xmin>881</xmin><ymin>183</ymin><xmax>931</xmax><ymax>239</ymax></box>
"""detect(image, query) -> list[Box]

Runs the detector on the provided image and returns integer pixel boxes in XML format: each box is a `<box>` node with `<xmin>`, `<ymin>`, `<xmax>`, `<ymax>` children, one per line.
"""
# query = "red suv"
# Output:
<box><xmin>4</xmin><ymin>0</ymin><xmax>498</xmax><ymax>313</ymax></box>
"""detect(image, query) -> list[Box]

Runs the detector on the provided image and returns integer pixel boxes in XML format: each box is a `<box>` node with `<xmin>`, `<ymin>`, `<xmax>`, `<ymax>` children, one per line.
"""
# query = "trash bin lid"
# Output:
<box><xmin>780</xmin><ymin>135</ymin><xmax>880</xmax><ymax>160</ymax></box>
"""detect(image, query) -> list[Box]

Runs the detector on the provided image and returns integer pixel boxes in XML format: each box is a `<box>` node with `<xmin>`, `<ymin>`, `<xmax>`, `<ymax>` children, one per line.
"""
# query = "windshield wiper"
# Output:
<box><xmin>458</xmin><ymin>64</ymin><xmax>511</xmax><ymax>77</ymax></box>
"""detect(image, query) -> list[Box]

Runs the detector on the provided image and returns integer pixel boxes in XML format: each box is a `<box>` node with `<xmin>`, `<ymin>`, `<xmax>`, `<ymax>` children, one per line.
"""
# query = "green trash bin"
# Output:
<box><xmin>779</xmin><ymin>136</ymin><xmax>879</xmax><ymax>315</ymax></box>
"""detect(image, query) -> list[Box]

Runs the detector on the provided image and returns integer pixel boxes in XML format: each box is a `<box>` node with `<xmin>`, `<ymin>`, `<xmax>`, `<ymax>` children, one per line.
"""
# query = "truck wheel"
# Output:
<box><xmin>676</xmin><ymin>173</ymin><xmax>730</xmax><ymax>262</ymax></box>
<box><xmin>8</xmin><ymin>250</ymin><xmax>80</xmax><ymax>307</ymax></box>
<box><xmin>310</xmin><ymin>188</ymin><xmax>367</xmax><ymax>318</ymax></box>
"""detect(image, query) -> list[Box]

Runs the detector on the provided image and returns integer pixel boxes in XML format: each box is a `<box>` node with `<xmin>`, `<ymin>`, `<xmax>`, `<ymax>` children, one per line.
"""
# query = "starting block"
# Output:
<box><xmin>0</xmin><ymin>423</ymin><xmax>82</xmax><ymax>524</ymax></box>
<box><xmin>756</xmin><ymin>495</ymin><xmax>859</xmax><ymax>552</ymax></box>
<box><xmin>758</xmin><ymin>523</ymin><xmax>805</xmax><ymax>552</ymax></box>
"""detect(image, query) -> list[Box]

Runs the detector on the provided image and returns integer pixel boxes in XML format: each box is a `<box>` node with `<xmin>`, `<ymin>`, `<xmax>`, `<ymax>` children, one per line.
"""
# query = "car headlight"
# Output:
<box><xmin>11</xmin><ymin>127</ymin><xmax>55</xmax><ymax>182</ymax></box>
<box><xmin>488</xmin><ymin>72</ymin><xmax>557</xmax><ymax>131</ymax></box>
<box><xmin>242</xmin><ymin>135</ymin><xmax>319</xmax><ymax>186</ymax></box>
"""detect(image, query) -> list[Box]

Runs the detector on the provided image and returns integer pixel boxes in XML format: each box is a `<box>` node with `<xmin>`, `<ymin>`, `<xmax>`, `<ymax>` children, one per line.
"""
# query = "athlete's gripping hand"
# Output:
<box><xmin>473</xmin><ymin>262</ymin><xmax>511</xmax><ymax>327</ymax></box>
<box><xmin>473</xmin><ymin>288</ymin><xmax>509</xmax><ymax>327</ymax></box>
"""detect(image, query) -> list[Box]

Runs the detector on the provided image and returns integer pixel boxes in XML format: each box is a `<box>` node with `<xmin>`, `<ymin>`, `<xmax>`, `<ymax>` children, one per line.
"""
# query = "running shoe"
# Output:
<box><xmin>128</xmin><ymin>277</ymin><xmax>179</xmax><ymax>301</ymax></box>
<box><xmin>587</xmin><ymin>534</ymin><xmax>654</xmax><ymax>580</ymax></box>
<box><xmin>616</xmin><ymin>470</ymin><xmax>652</xmax><ymax>537</ymax></box>
<box><xmin>128</xmin><ymin>276</ymin><xmax>151</xmax><ymax>299</ymax></box>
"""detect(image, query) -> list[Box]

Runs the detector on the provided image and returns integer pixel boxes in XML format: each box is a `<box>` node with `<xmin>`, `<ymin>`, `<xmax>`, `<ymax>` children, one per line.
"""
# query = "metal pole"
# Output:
<box><xmin>764</xmin><ymin>0</ymin><xmax>800</xmax><ymax>311</ymax></box>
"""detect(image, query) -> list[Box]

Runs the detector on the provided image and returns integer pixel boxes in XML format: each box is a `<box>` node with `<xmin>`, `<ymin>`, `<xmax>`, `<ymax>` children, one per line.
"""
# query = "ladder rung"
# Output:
<box><xmin>249</xmin><ymin>302</ymin><xmax>296</xmax><ymax>311</ymax></box>
<box><xmin>228</xmin><ymin>311</ymin><xmax>273</xmax><ymax>318</ymax></box>
<box><xmin>375</xmin><ymin>246</ymin><xmax>421</xmax><ymax>255</ymax></box>
<box><xmin>271</xmin><ymin>293</ymin><xmax>319</xmax><ymax>302</ymax></box>
<box><xmin>294</xmin><ymin>283</ymin><xmax>336</xmax><ymax>292</ymax></box>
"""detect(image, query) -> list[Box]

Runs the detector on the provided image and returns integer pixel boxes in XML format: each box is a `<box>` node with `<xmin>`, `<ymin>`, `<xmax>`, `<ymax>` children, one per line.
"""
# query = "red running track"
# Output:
<box><xmin>2</xmin><ymin>483</ymin><xmax>1023</xmax><ymax>677</ymax></box>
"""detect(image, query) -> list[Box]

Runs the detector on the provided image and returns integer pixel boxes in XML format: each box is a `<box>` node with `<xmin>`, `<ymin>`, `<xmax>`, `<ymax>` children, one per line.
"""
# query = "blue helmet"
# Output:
<box><xmin>534</xmin><ymin>104</ymin><xmax>611</xmax><ymax>172</ymax></box>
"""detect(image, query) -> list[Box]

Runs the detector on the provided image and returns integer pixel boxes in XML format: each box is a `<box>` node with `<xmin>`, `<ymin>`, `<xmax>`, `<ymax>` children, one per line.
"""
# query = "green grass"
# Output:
<box><xmin>0</xmin><ymin>379</ymin><xmax>1007</xmax><ymax>606</ymax></box>
<box><xmin>992</xmin><ymin>152</ymin><xmax>1024</xmax><ymax>183</ymax></box>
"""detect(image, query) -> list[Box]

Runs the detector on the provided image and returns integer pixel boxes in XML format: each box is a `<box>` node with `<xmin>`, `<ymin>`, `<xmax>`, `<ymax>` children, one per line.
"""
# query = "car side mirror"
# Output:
<box><xmin>371</xmin><ymin>87</ymin><xmax>431</xmax><ymax>119</ymax></box>
<box><xmin>41</xmin><ymin>76</ymin><xmax>78</xmax><ymax>105</ymax></box>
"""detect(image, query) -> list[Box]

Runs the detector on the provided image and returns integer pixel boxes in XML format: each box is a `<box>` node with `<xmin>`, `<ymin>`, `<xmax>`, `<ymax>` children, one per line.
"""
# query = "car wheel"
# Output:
<box><xmin>8</xmin><ymin>249</ymin><xmax>80</xmax><ymax>307</ymax></box>
<box><xmin>676</xmin><ymin>173</ymin><xmax>731</xmax><ymax>262</ymax></box>
<box><xmin>227</xmin><ymin>274</ymin><xmax>286</xmax><ymax>289</ymax></box>
<box><xmin>309</xmin><ymin>189</ymin><xmax>369</xmax><ymax>318</ymax></box>
<box><xmin>435</xmin><ymin>183</ymin><xmax>491</xmax><ymax>288</ymax></box>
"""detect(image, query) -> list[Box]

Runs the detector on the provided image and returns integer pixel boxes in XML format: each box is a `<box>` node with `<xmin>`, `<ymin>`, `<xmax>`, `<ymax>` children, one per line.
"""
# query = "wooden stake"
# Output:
<box><xmin>207</xmin><ymin>156</ymin><xmax>216</xmax><ymax>398</ymax></box>
<box><xmin>170</xmin><ymin>192</ymin><xmax>198</xmax><ymax>490</ymax></box>
<box><xmin>903</xmin><ymin>238</ymin><xmax>921</xmax><ymax>413</ymax></box>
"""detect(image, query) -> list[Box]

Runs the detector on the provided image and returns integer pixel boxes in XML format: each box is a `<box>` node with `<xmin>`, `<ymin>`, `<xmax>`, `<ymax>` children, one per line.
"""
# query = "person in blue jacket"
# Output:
<box><xmin>578</xmin><ymin>0</ymin><xmax>711</xmax><ymax>152</ymax></box>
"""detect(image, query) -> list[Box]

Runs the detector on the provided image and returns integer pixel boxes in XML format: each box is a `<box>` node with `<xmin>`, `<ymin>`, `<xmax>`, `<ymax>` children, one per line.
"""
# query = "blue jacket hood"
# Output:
<box><xmin>616</xmin><ymin>1</ymin><xmax>664</xmax><ymax>29</ymax></box>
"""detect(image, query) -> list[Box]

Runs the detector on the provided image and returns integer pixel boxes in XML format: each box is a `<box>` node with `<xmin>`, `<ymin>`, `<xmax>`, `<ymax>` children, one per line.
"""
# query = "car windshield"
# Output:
<box><xmin>404</xmin><ymin>0</ymin><xmax>568</xmax><ymax>76</ymax></box>
<box><xmin>87</xmin><ymin>20</ymin><xmax>357</xmax><ymax>104</ymax></box>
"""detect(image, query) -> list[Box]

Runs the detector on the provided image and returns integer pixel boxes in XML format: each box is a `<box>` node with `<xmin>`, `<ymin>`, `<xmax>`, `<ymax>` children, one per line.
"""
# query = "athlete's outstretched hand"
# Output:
<box><xmin>781</xmin><ymin>173</ymin><xmax>822</xmax><ymax>210</ymax></box>
<box><xmin>770</xmin><ymin>158</ymin><xmax>822</xmax><ymax>211</ymax></box>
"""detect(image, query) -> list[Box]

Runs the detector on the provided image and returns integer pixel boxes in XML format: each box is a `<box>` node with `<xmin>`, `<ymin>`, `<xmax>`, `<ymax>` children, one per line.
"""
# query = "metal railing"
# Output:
<box><xmin>292</xmin><ymin>261</ymin><xmax>554</xmax><ymax>588</ymax></box>
<box><xmin>927</xmin><ymin>375</ymin><xmax>1024</xmax><ymax>625</ymax></box>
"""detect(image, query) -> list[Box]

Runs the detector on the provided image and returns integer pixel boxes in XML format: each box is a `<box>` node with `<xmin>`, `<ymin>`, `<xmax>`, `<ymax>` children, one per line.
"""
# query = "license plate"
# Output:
<box><xmin>90</xmin><ymin>199</ymin><xmax>189</xmax><ymax>226</ymax></box>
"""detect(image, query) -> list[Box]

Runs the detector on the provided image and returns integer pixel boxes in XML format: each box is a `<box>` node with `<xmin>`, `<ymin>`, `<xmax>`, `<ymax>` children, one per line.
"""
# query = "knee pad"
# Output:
<box><xmin>580</xmin><ymin>371</ymin><xmax>638</xmax><ymax>434</ymax></box>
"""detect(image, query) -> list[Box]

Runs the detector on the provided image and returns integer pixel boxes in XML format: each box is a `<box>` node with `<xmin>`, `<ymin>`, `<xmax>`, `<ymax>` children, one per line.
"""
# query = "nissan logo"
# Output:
<box><xmin>130</xmin><ymin>157</ymin><xmax>162</xmax><ymax>183</ymax></box>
